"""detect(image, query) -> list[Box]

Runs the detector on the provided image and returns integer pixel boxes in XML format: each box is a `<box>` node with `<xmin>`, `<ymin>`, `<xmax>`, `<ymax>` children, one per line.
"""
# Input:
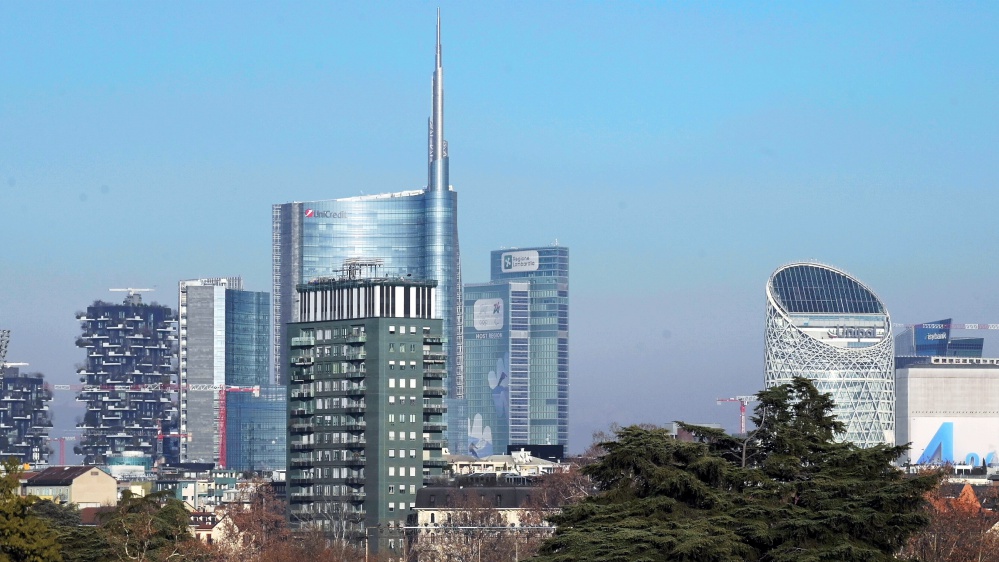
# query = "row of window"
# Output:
<box><xmin>388</xmin><ymin>449</ymin><xmax>418</xmax><ymax>458</ymax></box>
<box><xmin>387</xmin><ymin>431</ymin><xmax>419</xmax><ymax>441</ymax></box>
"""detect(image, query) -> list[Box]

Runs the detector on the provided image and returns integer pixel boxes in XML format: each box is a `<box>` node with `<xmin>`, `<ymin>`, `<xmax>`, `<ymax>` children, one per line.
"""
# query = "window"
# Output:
<box><xmin>388</xmin><ymin>503</ymin><xmax>394</xmax><ymax>512</ymax></box>
<box><xmin>389</xmin><ymin>467</ymin><xmax>395</xmax><ymax>476</ymax></box>
<box><xmin>389</xmin><ymin>343</ymin><xmax>395</xmax><ymax>352</ymax></box>
<box><xmin>389</xmin><ymin>378</ymin><xmax>395</xmax><ymax>388</ymax></box>
<box><xmin>388</xmin><ymin>414</ymin><xmax>395</xmax><ymax>423</ymax></box>
<box><xmin>389</xmin><ymin>485</ymin><xmax>395</xmax><ymax>494</ymax></box>
<box><xmin>410</xmin><ymin>484</ymin><xmax>416</xmax><ymax>494</ymax></box>
<box><xmin>389</xmin><ymin>431</ymin><xmax>395</xmax><ymax>441</ymax></box>
<box><xmin>409</xmin><ymin>449</ymin><xmax>416</xmax><ymax>458</ymax></box>
<box><xmin>410</xmin><ymin>326</ymin><xmax>416</xmax><ymax>334</ymax></box>
<box><xmin>389</xmin><ymin>326</ymin><xmax>396</xmax><ymax>333</ymax></box>
<box><xmin>399</xmin><ymin>449</ymin><xmax>405</xmax><ymax>457</ymax></box>
<box><xmin>410</xmin><ymin>467</ymin><xmax>416</xmax><ymax>477</ymax></box>
<box><xmin>410</xmin><ymin>414</ymin><xmax>416</xmax><ymax>423</ymax></box>
<box><xmin>409</xmin><ymin>432</ymin><xmax>416</xmax><ymax>440</ymax></box>
<box><xmin>389</xmin><ymin>450</ymin><xmax>395</xmax><ymax>458</ymax></box>
<box><xmin>389</xmin><ymin>396</ymin><xmax>395</xmax><ymax>404</ymax></box>
<box><xmin>410</xmin><ymin>344</ymin><xmax>416</xmax><ymax>353</ymax></box>
<box><xmin>410</xmin><ymin>378</ymin><xmax>416</xmax><ymax>388</ymax></box>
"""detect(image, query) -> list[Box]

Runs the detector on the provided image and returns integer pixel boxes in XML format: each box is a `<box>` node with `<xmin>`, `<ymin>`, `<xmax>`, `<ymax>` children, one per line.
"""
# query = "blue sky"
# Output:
<box><xmin>2</xmin><ymin>2</ymin><xmax>998</xmax><ymax>453</ymax></box>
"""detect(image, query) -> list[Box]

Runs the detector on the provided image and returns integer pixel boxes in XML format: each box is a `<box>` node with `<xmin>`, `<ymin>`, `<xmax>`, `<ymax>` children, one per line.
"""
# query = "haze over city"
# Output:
<box><xmin>2</xmin><ymin>2</ymin><xmax>999</xmax><ymax>453</ymax></box>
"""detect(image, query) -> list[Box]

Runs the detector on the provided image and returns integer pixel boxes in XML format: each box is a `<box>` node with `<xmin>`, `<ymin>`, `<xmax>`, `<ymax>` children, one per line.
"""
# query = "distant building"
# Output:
<box><xmin>23</xmin><ymin>465</ymin><xmax>117</xmax><ymax>508</ymax></box>
<box><xmin>447</xmin><ymin>449</ymin><xmax>568</xmax><ymax>477</ymax></box>
<box><xmin>463</xmin><ymin>246</ymin><xmax>569</xmax><ymax>457</ymax></box>
<box><xmin>76</xmin><ymin>293</ymin><xmax>178</xmax><ymax>466</ymax></box>
<box><xmin>177</xmin><ymin>277</ymin><xmax>284</xmax><ymax>471</ymax></box>
<box><xmin>895</xmin><ymin>319</ymin><xmax>984</xmax><ymax>368</ymax></box>
<box><xmin>764</xmin><ymin>262</ymin><xmax>895</xmax><ymax>447</ymax></box>
<box><xmin>286</xmin><ymin>275</ymin><xmax>448</xmax><ymax>557</ymax></box>
<box><xmin>409</xmin><ymin>477</ymin><xmax>555</xmax><ymax>560</ymax></box>
<box><xmin>273</xmin><ymin>15</ymin><xmax>464</xmax><ymax>451</ymax></box>
<box><xmin>0</xmin><ymin>367</ymin><xmax>53</xmax><ymax>465</ymax></box>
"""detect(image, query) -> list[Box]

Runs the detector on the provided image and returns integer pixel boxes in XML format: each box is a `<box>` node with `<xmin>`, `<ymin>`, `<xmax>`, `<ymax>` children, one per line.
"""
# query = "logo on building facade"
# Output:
<box><xmin>501</xmin><ymin>250</ymin><xmax>539</xmax><ymax>273</ymax></box>
<box><xmin>304</xmin><ymin>209</ymin><xmax>348</xmax><ymax>219</ymax></box>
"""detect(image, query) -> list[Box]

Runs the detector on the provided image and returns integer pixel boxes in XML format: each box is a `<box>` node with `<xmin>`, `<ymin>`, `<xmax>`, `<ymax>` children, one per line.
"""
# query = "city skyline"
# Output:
<box><xmin>3</xmin><ymin>3</ymin><xmax>999</xmax><ymax>452</ymax></box>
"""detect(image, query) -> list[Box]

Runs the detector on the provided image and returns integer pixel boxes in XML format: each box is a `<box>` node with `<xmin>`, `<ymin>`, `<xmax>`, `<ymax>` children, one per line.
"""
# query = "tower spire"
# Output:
<box><xmin>428</xmin><ymin>8</ymin><xmax>447</xmax><ymax>188</ymax></box>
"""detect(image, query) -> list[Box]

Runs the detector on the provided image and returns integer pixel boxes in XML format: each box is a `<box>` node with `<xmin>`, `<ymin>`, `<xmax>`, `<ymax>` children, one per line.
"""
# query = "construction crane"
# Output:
<box><xmin>109</xmin><ymin>288</ymin><xmax>154</xmax><ymax>297</ymax></box>
<box><xmin>0</xmin><ymin>329</ymin><xmax>30</xmax><ymax>373</ymax></box>
<box><xmin>48</xmin><ymin>435</ymin><xmax>79</xmax><ymax>465</ymax></box>
<box><xmin>218</xmin><ymin>386</ymin><xmax>260</xmax><ymax>469</ymax></box>
<box><xmin>109</xmin><ymin>287</ymin><xmax>154</xmax><ymax>305</ymax></box>
<box><xmin>717</xmin><ymin>396</ymin><xmax>757</xmax><ymax>435</ymax></box>
<box><xmin>47</xmin><ymin>382</ymin><xmax>260</xmax><ymax>468</ymax></box>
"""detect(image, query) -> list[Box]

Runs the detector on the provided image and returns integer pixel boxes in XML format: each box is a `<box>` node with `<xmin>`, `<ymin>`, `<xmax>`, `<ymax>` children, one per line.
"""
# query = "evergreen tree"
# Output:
<box><xmin>534</xmin><ymin>378</ymin><xmax>939</xmax><ymax>562</ymax></box>
<box><xmin>0</xmin><ymin>458</ymin><xmax>62</xmax><ymax>562</ymax></box>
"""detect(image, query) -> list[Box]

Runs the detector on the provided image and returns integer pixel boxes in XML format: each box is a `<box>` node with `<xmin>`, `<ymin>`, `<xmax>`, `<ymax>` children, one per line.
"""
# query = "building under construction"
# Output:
<box><xmin>75</xmin><ymin>292</ymin><xmax>179</xmax><ymax>466</ymax></box>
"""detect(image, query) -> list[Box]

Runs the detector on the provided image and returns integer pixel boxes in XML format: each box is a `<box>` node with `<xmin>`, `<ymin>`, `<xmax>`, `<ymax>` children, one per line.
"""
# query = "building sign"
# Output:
<box><xmin>501</xmin><ymin>250</ymin><xmax>539</xmax><ymax>273</ymax></box>
<box><xmin>826</xmin><ymin>327</ymin><xmax>885</xmax><ymax>339</ymax></box>
<box><xmin>910</xmin><ymin>418</ymin><xmax>999</xmax><ymax>466</ymax></box>
<box><xmin>305</xmin><ymin>209</ymin><xmax>348</xmax><ymax>219</ymax></box>
<box><xmin>473</xmin><ymin>298</ymin><xmax>504</xmax><ymax>331</ymax></box>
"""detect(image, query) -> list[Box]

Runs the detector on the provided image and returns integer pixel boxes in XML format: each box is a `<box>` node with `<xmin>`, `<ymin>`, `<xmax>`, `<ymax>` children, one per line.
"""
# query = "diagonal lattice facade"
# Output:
<box><xmin>764</xmin><ymin>263</ymin><xmax>895</xmax><ymax>448</ymax></box>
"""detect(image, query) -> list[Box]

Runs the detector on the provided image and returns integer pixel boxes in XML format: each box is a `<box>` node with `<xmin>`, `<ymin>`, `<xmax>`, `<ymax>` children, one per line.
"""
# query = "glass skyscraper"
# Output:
<box><xmin>273</xmin><ymin>15</ymin><xmax>463</xmax><ymax>449</ymax></box>
<box><xmin>764</xmin><ymin>262</ymin><xmax>894</xmax><ymax>447</ymax></box>
<box><xmin>463</xmin><ymin>246</ymin><xmax>569</xmax><ymax>456</ymax></box>
<box><xmin>178</xmin><ymin>277</ymin><xmax>285</xmax><ymax>470</ymax></box>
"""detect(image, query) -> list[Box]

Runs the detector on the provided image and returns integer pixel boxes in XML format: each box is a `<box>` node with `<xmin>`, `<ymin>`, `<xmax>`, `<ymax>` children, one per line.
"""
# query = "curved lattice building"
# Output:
<box><xmin>765</xmin><ymin>263</ymin><xmax>894</xmax><ymax>447</ymax></box>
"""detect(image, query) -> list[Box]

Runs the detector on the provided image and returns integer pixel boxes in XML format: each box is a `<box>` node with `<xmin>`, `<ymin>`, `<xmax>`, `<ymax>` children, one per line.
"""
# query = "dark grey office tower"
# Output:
<box><xmin>76</xmin><ymin>292</ymin><xmax>178</xmax><ymax>466</ymax></box>
<box><xmin>287</xmin><ymin>275</ymin><xmax>447</xmax><ymax>557</ymax></box>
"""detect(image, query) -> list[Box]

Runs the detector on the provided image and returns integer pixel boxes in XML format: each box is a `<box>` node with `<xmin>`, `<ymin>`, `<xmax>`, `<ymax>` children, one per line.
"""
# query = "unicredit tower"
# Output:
<box><xmin>764</xmin><ymin>262</ymin><xmax>894</xmax><ymax>447</ymax></box>
<box><xmin>273</xmin><ymin>13</ymin><xmax>465</xmax><ymax>447</ymax></box>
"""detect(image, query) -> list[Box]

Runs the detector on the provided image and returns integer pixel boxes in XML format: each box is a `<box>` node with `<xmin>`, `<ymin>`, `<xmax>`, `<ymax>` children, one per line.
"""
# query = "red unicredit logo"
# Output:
<box><xmin>305</xmin><ymin>209</ymin><xmax>315</xmax><ymax>217</ymax></box>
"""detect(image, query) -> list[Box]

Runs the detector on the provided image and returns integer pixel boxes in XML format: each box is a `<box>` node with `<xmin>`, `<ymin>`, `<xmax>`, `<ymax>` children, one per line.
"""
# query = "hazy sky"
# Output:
<box><xmin>2</xmin><ymin>2</ymin><xmax>998</xmax><ymax>454</ymax></box>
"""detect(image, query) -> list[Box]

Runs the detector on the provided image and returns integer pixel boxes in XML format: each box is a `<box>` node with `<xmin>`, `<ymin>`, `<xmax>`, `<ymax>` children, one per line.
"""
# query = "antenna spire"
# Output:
<box><xmin>428</xmin><ymin>8</ymin><xmax>447</xmax><ymax>188</ymax></box>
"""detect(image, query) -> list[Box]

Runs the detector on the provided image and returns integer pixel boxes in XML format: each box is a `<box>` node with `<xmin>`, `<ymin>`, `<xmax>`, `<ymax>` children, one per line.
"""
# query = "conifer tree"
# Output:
<box><xmin>534</xmin><ymin>378</ymin><xmax>939</xmax><ymax>562</ymax></box>
<box><xmin>0</xmin><ymin>458</ymin><xmax>62</xmax><ymax>562</ymax></box>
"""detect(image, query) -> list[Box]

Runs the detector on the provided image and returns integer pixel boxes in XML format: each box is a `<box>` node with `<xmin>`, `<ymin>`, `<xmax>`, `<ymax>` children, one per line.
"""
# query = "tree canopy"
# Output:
<box><xmin>534</xmin><ymin>378</ymin><xmax>939</xmax><ymax>562</ymax></box>
<box><xmin>0</xmin><ymin>458</ymin><xmax>62</xmax><ymax>562</ymax></box>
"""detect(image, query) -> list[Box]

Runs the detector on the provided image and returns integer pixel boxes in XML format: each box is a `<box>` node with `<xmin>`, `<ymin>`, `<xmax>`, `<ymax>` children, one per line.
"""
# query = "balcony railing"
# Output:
<box><xmin>291</xmin><ymin>336</ymin><xmax>316</xmax><ymax>347</ymax></box>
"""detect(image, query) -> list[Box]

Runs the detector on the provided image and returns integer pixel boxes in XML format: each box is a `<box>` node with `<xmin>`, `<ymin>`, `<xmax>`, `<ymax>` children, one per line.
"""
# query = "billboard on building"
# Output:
<box><xmin>909</xmin><ymin>417</ymin><xmax>999</xmax><ymax>466</ymax></box>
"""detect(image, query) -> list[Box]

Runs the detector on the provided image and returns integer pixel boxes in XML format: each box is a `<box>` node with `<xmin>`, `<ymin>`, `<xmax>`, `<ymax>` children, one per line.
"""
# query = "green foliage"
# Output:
<box><xmin>98</xmin><ymin>490</ymin><xmax>198</xmax><ymax>562</ymax></box>
<box><xmin>31</xmin><ymin>500</ymin><xmax>111</xmax><ymax>562</ymax></box>
<box><xmin>534</xmin><ymin>378</ymin><xmax>939</xmax><ymax>562</ymax></box>
<box><xmin>0</xmin><ymin>458</ymin><xmax>63</xmax><ymax>562</ymax></box>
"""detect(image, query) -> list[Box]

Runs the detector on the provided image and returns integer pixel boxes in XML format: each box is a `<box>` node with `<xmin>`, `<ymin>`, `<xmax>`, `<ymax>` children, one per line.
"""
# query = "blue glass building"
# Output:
<box><xmin>895</xmin><ymin>318</ymin><xmax>985</xmax><ymax>368</ymax></box>
<box><xmin>273</xmin><ymin>16</ymin><xmax>463</xmax><ymax>449</ymax></box>
<box><xmin>463</xmin><ymin>246</ymin><xmax>569</xmax><ymax>456</ymax></box>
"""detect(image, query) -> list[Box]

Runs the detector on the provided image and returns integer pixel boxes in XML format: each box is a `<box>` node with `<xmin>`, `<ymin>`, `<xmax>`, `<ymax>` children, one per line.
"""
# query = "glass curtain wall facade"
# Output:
<box><xmin>273</xmin><ymin>15</ymin><xmax>463</xmax><ymax>450</ymax></box>
<box><xmin>179</xmin><ymin>278</ymin><xmax>284</xmax><ymax>470</ymax></box>
<box><xmin>464</xmin><ymin>246</ymin><xmax>569</xmax><ymax>455</ymax></box>
<box><xmin>764</xmin><ymin>262</ymin><xmax>895</xmax><ymax>447</ymax></box>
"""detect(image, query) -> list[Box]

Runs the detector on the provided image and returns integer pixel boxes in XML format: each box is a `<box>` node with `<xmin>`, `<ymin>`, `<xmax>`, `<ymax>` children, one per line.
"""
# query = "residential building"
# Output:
<box><xmin>178</xmin><ymin>277</ymin><xmax>284</xmax><ymax>471</ymax></box>
<box><xmin>764</xmin><ymin>262</ymin><xmax>894</xmax><ymax>447</ymax></box>
<box><xmin>463</xmin><ymin>246</ymin><xmax>569</xmax><ymax>456</ymax></box>
<box><xmin>447</xmin><ymin>448</ymin><xmax>569</xmax><ymax>477</ymax></box>
<box><xmin>409</xmin><ymin>476</ymin><xmax>555</xmax><ymax>561</ymax></box>
<box><xmin>23</xmin><ymin>465</ymin><xmax>117</xmax><ymax>508</ymax></box>
<box><xmin>273</xmin><ymin>14</ymin><xmax>464</xmax><ymax>450</ymax></box>
<box><xmin>0</xmin><ymin>367</ymin><xmax>53</xmax><ymax>465</ymax></box>
<box><xmin>286</xmin><ymin>275</ymin><xmax>447</xmax><ymax>557</ymax></box>
<box><xmin>75</xmin><ymin>292</ymin><xmax>178</xmax><ymax>466</ymax></box>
